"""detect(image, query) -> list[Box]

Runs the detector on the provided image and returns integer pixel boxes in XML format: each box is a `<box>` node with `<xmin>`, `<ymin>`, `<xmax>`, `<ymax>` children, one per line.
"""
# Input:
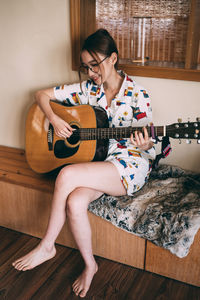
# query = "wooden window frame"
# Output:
<box><xmin>70</xmin><ymin>0</ymin><xmax>200</xmax><ymax>82</ymax></box>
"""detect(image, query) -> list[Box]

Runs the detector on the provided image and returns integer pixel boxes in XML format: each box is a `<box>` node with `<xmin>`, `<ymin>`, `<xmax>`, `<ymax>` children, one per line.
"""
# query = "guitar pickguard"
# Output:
<box><xmin>54</xmin><ymin>140</ymin><xmax>79</xmax><ymax>158</ymax></box>
<box><xmin>92</xmin><ymin>106</ymin><xmax>109</xmax><ymax>161</ymax></box>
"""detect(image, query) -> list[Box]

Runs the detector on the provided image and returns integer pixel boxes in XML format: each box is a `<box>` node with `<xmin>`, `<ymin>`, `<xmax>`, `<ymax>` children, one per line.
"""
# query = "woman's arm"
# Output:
<box><xmin>35</xmin><ymin>88</ymin><xmax>74</xmax><ymax>138</ymax></box>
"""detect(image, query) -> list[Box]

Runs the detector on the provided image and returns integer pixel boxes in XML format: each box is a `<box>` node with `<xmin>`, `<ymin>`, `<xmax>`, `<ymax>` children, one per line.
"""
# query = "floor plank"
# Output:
<box><xmin>0</xmin><ymin>226</ymin><xmax>199</xmax><ymax>300</ymax></box>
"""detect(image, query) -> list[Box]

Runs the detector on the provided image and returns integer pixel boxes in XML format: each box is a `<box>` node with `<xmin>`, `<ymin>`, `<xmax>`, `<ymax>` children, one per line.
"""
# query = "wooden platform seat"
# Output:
<box><xmin>0</xmin><ymin>145</ymin><xmax>199</xmax><ymax>287</ymax></box>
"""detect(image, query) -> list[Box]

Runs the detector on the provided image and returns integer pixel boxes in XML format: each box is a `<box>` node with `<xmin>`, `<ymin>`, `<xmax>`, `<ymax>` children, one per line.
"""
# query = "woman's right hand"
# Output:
<box><xmin>34</xmin><ymin>88</ymin><xmax>74</xmax><ymax>139</ymax></box>
<box><xmin>50</xmin><ymin>114</ymin><xmax>74</xmax><ymax>139</ymax></box>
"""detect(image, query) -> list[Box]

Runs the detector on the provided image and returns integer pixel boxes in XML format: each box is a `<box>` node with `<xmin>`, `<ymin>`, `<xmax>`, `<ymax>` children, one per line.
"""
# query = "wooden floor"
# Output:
<box><xmin>0</xmin><ymin>226</ymin><xmax>199</xmax><ymax>300</ymax></box>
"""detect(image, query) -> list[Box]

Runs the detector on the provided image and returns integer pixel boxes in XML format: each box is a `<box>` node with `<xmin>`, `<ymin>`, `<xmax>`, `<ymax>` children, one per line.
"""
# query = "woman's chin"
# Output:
<box><xmin>92</xmin><ymin>76</ymin><xmax>101</xmax><ymax>85</ymax></box>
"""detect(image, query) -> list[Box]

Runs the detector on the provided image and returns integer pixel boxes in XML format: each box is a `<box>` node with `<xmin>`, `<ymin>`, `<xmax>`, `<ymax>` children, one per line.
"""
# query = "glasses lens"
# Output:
<box><xmin>79</xmin><ymin>66</ymin><xmax>88</xmax><ymax>74</ymax></box>
<box><xmin>91</xmin><ymin>64</ymin><xmax>100</xmax><ymax>73</ymax></box>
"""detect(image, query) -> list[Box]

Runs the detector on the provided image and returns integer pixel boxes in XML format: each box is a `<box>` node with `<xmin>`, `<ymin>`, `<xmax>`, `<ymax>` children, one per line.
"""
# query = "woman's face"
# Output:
<box><xmin>81</xmin><ymin>50</ymin><xmax>115</xmax><ymax>85</ymax></box>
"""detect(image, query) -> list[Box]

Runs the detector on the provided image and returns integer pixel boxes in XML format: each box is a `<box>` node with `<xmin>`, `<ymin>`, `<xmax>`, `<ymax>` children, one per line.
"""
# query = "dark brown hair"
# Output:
<box><xmin>81</xmin><ymin>28</ymin><xmax>119</xmax><ymax>69</ymax></box>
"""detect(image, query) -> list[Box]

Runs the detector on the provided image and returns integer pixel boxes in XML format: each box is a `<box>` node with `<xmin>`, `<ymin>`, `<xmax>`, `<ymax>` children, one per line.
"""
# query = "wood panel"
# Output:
<box><xmin>145</xmin><ymin>230</ymin><xmax>200</xmax><ymax>287</ymax></box>
<box><xmin>80</xmin><ymin>0</ymin><xmax>96</xmax><ymax>48</ymax></box>
<box><xmin>0</xmin><ymin>181</ymin><xmax>145</xmax><ymax>270</ymax></box>
<box><xmin>0</xmin><ymin>182</ymin><xmax>53</xmax><ymax>238</ymax></box>
<box><xmin>89</xmin><ymin>213</ymin><xmax>145</xmax><ymax>268</ymax></box>
<box><xmin>70</xmin><ymin>0</ymin><xmax>81</xmax><ymax>70</ymax></box>
<box><xmin>70</xmin><ymin>0</ymin><xmax>96</xmax><ymax>69</ymax></box>
<box><xmin>185</xmin><ymin>0</ymin><xmax>200</xmax><ymax>69</ymax></box>
<box><xmin>120</xmin><ymin>62</ymin><xmax>200</xmax><ymax>81</ymax></box>
<box><xmin>0</xmin><ymin>145</ymin><xmax>55</xmax><ymax>193</ymax></box>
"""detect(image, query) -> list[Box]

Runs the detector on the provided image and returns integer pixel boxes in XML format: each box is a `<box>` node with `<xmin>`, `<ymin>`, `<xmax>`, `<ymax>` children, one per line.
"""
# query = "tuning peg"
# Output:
<box><xmin>179</xmin><ymin>139</ymin><xmax>181</xmax><ymax>144</ymax></box>
<box><xmin>186</xmin><ymin>139</ymin><xmax>191</xmax><ymax>144</ymax></box>
<box><xmin>188</xmin><ymin>118</ymin><xmax>190</xmax><ymax>123</ymax></box>
<box><xmin>197</xmin><ymin>139</ymin><xmax>200</xmax><ymax>144</ymax></box>
<box><xmin>177</xmin><ymin>118</ymin><xmax>182</xmax><ymax>123</ymax></box>
<box><xmin>196</xmin><ymin>117</ymin><xmax>200</xmax><ymax>122</ymax></box>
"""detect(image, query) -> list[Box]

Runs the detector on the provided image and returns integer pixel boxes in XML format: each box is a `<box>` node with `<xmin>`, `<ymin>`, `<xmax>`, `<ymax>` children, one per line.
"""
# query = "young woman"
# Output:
<box><xmin>12</xmin><ymin>29</ymin><xmax>155</xmax><ymax>298</ymax></box>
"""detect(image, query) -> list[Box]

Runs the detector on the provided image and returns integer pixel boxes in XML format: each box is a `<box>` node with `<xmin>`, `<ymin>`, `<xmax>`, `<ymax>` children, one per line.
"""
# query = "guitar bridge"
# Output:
<box><xmin>47</xmin><ymin>123</ymin><xmax>54</xmax><ymax>151</ymax></box>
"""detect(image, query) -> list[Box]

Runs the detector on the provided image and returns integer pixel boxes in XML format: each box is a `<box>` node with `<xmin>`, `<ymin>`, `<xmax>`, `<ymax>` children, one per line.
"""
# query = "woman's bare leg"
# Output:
<box><xmin>67</xmin><ymin>187</ymin><xmax>103</xmax><ymax>297</ymax></box>
<box><xmin>12</xmin><ymin>161</ymin><xmax>126</xmax><ymax>296</ymax></box>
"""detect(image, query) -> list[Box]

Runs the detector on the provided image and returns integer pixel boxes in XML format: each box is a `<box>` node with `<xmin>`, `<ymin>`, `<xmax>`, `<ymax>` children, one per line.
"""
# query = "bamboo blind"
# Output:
<box><xmin>96</xmin><ymin>0</ymin><xmax>196</xmax><ymax>64</ymax></box>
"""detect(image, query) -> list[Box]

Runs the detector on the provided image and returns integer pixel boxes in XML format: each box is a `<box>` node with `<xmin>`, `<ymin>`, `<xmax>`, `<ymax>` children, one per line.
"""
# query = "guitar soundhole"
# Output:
<box><xmin>66</xmin><ymin>125</ymin><xmax>80</xmax><ymax>146</ymax></box>
<box><xmin>54</xmin><ymin>124</ymin><xmax>80</xmax><ymax>159</ymax></box>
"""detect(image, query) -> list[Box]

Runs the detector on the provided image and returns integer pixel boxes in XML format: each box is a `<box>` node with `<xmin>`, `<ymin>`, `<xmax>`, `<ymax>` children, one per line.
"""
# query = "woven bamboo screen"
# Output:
<box><xmin>96</xmin><ymin>0</ymin><xmax>195</xmax><ymax>64</ymax></box>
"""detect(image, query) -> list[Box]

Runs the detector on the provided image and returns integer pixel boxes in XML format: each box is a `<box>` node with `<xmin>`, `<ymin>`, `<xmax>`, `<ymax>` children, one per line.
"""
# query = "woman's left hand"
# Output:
<box><xmin>130</xmin><ymin>127</ymin><xmax>154</xmax><ymax>151</ymax></box>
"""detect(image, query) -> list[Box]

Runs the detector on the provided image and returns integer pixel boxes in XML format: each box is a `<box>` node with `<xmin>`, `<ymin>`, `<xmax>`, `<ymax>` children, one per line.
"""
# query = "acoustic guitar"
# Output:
<box><xmin>26</xmin><ymin>101</ymin><xmax>200</xmax><ymax>173</ymax></box>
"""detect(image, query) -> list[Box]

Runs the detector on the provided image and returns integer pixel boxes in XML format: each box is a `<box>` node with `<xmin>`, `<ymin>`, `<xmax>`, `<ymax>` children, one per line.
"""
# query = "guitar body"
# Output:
<box><xmin>26</xmin><ymin>101</ymin><xmax>200</xmax><ymax>174</ymax></box>
<box><xmin>26</xmin><ymin>102</ymin><xmax>109</xmax><ymax>173</ymax></box>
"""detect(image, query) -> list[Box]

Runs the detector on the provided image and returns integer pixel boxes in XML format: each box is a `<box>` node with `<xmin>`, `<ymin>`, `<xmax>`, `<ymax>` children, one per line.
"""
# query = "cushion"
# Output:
<box><xmin>88</xmin><ymin>164</ymin><xmax>200</xmax><ymax>258</ymax></box>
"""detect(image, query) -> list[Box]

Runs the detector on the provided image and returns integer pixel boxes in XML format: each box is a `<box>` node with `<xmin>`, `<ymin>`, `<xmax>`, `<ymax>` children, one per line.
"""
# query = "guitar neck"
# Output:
<box><xmin>76</xmin><ymin>126</ymin><xmax>164</xmax><ymax>140</ymax></box>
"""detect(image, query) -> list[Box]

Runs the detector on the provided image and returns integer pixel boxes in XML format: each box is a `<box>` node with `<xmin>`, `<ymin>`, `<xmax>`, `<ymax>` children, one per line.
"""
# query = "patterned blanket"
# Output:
<box><xmin>88</xmin><ymin>164</ymin><xmax>200</xmax><ymax>258</ymax></box>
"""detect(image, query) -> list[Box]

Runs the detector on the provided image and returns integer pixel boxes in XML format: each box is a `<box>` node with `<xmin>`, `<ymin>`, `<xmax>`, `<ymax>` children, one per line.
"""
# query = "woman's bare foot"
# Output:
<box><xmin>72</xmin><ymin>262</ymin><xmax>98</xmax><ymax>298</ymax></box>
<box><xmin>12</xmin><ymin>242</ymin><xmax>56</xmax><ymax>271</ymax></box>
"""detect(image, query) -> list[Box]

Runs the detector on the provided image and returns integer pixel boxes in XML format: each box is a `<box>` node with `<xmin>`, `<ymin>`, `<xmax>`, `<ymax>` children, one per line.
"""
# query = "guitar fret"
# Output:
<box><xmin>78</xmin><ymin>125</ymin><xmax>166</xmax><ymax>140</ymax></box>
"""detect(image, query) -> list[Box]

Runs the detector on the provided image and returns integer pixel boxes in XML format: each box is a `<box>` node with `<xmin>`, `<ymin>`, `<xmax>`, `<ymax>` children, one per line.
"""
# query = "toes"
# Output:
<box><xmin>13</xmin><ymin>260</ymin><xmax>30</xmax><ymax>271</ymax></box>
<box><xmin>73</xmin><ymin>284</ymin><xmax>87</xmax><ymax>297</ymax></box>
<box><xmin>72</xmin><ymin>282</ymin><xmax>79</xmax><ymax>292</ymax></box>
<box><xmin>73</xmin><ymin>282</ymin><xmax>83</xmax><ymax>296</ymax></box>
<box><xmin>72</xmin><ymin>280</ymin><xmax>78</xmax><ymax>289</ymax></box>
<box><xmin>22</xmin><ymin>265</ymin><xmax>31</xmax><ymax>271</ymax></box>
<box><xmin>74</xmin><ymin>287</ymin><xmax>81</xmax><ymax>296</ymax></box>
<box><xmin>13</xmin><ymin>262</ymin><xmax>21</xmax><ymax>270</ymax></box>
<box><xmin>80</xmin><ymin>289</ymin><xmax>87</xmax><ymax>298</ymax></box>
<box><xmin>15</xmin><ymin>264</ymin><xmax>25</xmax><ymax>271</ymax></box>
<box><xmin>12</xmin><ymin>259</ymin><xmax>22</xmax><ymax>267</ymax></box>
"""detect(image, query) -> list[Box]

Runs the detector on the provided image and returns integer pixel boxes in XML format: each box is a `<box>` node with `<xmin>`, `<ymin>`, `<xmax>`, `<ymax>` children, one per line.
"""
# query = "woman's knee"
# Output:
<box><xmin>66</xmin><ymin>188</ymin><xmax>88</xmax><ymax>218</ymax></box>
<box><xmin>55</xmin><ymin>165</ymin><xmax>75</xmax><ymax>190</ymax></box>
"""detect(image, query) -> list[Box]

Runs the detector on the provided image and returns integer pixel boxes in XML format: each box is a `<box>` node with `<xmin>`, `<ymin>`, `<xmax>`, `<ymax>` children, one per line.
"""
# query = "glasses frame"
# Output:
<box><xmin>79</xmin><ymin>55</ymin><xmax>109</xmax><ymax>74</ymax></box>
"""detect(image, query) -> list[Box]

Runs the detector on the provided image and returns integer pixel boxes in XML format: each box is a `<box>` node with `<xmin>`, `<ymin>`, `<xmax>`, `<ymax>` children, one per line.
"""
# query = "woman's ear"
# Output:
<box><xmin>110</xmin><ymin>52</ymin><xmax>118</xmax><ymax>65</ymax></box>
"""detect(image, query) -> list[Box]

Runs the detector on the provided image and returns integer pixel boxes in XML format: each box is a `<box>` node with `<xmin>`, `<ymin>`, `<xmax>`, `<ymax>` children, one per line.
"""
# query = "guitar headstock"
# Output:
<box><xmin>166</xmin><ymin>118</ymin><xmax>200</xmax><ymax>143</ymax></box>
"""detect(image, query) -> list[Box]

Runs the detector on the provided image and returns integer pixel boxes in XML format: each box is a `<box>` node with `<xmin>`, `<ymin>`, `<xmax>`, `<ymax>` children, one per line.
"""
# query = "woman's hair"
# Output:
<box><xmin>81</xmin><ymin>28</ymin><xmax>119</xmax><ymax>70</ymax></box>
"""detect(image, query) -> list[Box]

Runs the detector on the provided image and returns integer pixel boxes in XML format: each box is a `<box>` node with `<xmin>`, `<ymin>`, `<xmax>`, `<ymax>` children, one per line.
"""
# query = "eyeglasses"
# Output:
<box><xmin>79</xmin><ymin>56</ymin><xmax>109</xmax><ymax>75</ymax></box>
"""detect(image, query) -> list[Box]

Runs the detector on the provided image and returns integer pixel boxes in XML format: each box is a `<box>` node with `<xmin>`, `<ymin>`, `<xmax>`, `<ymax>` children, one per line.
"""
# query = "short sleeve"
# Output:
<box><xmin>53</xmin><ymin>81</ymin><xmax>90</xmax><ymax>106</ymax></box>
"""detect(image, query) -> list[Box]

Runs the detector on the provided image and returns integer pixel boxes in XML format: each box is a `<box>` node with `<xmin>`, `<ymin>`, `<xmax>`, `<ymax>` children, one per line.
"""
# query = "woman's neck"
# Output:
<box><xmin>103</xmin><ymin>70</ymin><xmax>124</xmax><ymax>107</ymax></box>
<box><xmin>103</xmin><ymin>70</ymin><xmax>124</xmax><ymax>94</ymax></box>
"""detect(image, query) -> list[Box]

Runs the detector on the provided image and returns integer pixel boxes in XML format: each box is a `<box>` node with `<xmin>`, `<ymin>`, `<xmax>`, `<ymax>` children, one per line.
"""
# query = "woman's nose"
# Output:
<box><xmin>88</xmin><ymin>68</ymin><xmax>95</xmax><ymax>76</ymax></box>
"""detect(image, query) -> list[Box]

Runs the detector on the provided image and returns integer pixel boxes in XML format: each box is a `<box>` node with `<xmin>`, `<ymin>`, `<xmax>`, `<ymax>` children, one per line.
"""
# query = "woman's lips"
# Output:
<box><xmin>92</xmin><ymin>76</ymin><xmax>99</xmax><ymax>81</ymax></box>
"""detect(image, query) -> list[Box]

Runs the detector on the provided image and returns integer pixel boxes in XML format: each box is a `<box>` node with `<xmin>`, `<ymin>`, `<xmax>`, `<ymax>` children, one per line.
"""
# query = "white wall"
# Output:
<box><xmin>0</xmin><ymin>0</ymin><xmax>200</xmax><ymax>172</ymax></box>
<box><xmin>0</xmin><ymin>0</ymin><xmax>78</xmax><ymax>148</ymax></box>
<box><xmin>133</xmin><ymin>76</ymin><xmax>200</xmax><ymax>172</ymax></box>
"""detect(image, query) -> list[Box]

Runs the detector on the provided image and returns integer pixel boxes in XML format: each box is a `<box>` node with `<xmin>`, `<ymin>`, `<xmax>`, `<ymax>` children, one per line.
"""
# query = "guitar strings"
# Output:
<box><xmin>69</xmin><ymin>124</ymin><xmax>199</xmax><ymax>140</ymax></box>
<box><xmin>71</xmin><ymin>127</ymin><xmax>163</xmax><ymax>139</ymax></box>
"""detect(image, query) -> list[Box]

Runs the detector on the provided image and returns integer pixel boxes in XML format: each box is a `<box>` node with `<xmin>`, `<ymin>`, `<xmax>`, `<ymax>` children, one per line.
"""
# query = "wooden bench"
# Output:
<box><xmin>0</xmin><ymin>145</ymin><xmax>199</xmax><ymax>287</ymax></box>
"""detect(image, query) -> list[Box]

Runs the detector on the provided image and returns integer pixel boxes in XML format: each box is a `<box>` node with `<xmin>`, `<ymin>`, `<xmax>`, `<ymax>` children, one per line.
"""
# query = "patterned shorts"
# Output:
<box><xmin>106</xmin><ymin>155</ymin><xmax>151</xmax><ymax>196</ymax></box>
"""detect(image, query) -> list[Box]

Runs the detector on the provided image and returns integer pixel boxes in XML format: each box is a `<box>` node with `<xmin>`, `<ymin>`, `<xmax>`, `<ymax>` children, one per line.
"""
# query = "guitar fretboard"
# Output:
<box><xmin>73</xmin><ymin>126</ymin><xmax>165</xmax><ymax>140</ymax></box>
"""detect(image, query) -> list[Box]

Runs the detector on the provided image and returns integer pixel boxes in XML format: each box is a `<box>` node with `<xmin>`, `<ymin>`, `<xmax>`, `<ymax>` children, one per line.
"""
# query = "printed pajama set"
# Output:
<box><xmin>54</xmin><ymin>71</ymin><xmax>156</xmax><ymax>196</ymax></box>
